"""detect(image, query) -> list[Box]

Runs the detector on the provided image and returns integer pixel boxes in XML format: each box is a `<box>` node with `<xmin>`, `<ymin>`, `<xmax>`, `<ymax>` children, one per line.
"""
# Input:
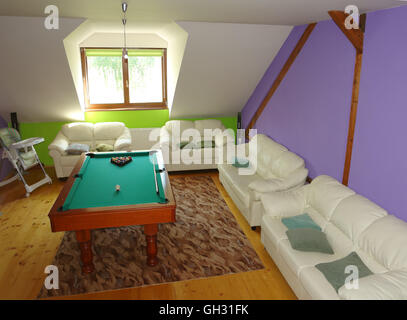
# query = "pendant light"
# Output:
<box><xmin>122</xmin><ymin>2</ymin><xmax>128</xmax><ymax>60</ymax></box>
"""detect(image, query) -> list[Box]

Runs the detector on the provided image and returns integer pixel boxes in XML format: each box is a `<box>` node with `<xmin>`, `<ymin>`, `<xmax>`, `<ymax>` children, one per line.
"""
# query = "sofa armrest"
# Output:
<box><xmin>278</xmin><ymin>167</ymin><xmax>309</xmax><ymax>190</ymax></box>
<box><xmin>338</xmin><ymin>270</ymin><xmax>407</xmax><ymax>300</ymax></box>
<box><xmin>159</xmin><ymin>127</ymin><xmax>171</xmax><ymax>147</ymax></box>
<box><xmin>114</xmin><ymin>127</ymin><xmax>132</xmax><ymax>151</ymax></box>
<box><xmin>248</xmin><ymin>167</ymin><xmax>307</xmax><ymax>195</ymax></box>
<box><xmin>249</xmin><ymin>178</ymin><xmax>282</xmax><ymax>194</ymax></box>
<box><xmin>48</xmin><ymin>132</ymin><xmax>69</xmax><ymax>155</ymax></box>
<box><xmin>260</xmin><ymin>187</ymin><xmax>307</xmax><ymax>218</ymax></box>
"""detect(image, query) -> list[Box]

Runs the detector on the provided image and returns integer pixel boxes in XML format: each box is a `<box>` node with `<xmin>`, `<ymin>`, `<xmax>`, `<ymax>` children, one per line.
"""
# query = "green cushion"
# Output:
<box><xmin>286</xmin><ymin>228</ymin><xmax>334</xmax><ymax>254</ymax></box>
<box><xmin>316</xmin><ymin>252</ymin><xmax>373</xmax><ymax>292</ymax></box>
<box><xmin>0</xmin><ymin>128</ymin><xmax>20</xmax><ymax>148</ymax></box>
<box><xmin>96</xmin><ymin>143</ymin><xmax>114</xmax><ymax>152</ymax></box>
<box><xmin>178</xmin><ymin>140</ymin><xmax>215</xmax><ymax>149</ymax></box>
<box><xmin>282</xmin><ymin>213</ymin><xmax>321</xmax><ymax>231</ymax></box>
<box><xmin>178</xmin><ymin>141</ymin><xmax>194</xmax><ymax>149</ymax></box>
<box><xmin>199</xmin><ymin>140</ymin><xmax>215</xmax><ymax>148</ymax></box>
<box><xmin>232</xmin><ymin>157</ymin><xmax>250</xmax><ymax>168</ymax></box>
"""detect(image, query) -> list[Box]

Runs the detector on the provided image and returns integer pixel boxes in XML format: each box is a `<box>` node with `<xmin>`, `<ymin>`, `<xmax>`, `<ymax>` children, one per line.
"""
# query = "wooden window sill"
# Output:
<box><xmin>85</xmin><ymin>105</ymin><xmax>168</xmax><ymax>112</ymax></box>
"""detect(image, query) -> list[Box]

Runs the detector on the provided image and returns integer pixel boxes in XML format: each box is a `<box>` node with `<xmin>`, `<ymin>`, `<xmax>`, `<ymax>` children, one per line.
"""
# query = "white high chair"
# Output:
<box><xmin>0</xmin><ymin>128</ymin><xmax>52</xmax><ymax>197</ymax></box>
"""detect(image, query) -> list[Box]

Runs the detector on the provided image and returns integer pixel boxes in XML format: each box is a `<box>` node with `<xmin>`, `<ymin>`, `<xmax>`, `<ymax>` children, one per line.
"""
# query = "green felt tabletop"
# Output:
<box><xmin>62</xmin><ymin>151</ymin><xmax>167</xmax><ymax>211</ymax></box>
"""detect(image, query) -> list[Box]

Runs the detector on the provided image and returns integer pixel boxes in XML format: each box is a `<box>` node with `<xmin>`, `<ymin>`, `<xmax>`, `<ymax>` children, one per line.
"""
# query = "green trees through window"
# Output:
<box><xmin>81</xmin><ymin>48</ymin><xmax>167</xmax><ymax>110</ymax></box>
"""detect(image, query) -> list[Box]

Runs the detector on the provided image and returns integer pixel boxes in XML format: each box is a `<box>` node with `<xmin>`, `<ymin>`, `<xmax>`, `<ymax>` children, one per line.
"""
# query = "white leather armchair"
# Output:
<box><xmin>218</xmin><ymin>134</ymin><xmax>308</xmax><ymax>228</ymax></box>
<box><xmin>48</xmin><ymin>122</ymin><xmax>132</xmax><ymax>178</ymax></box>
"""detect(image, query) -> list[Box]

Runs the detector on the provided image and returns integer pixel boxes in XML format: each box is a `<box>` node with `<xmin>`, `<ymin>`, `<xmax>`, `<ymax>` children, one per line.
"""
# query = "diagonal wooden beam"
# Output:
<box><xmin>328</xmin><ymin>11</ymin><xmax>365</xmax><ymax>53</ymax></box>
<box><xmin>328</xmin><ymin>10</ymin><xmax>366</xmax><ymax>186</ymax></box>
<box><xmin>342</xmin><ymin>51</ymin><xmax>363</xmax><ymax>186</ymax></box>
<box><xmin>245</xmin><ymin>23</ymin><xmax>317</xmax><ymax>140</ymax></box>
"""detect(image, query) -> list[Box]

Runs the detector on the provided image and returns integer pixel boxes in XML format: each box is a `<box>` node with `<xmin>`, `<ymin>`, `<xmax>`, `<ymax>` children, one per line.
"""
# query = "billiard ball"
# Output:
<box><xmin>115</xmin><ymin>184</ymin><xmax>120</xmax><ymax>191</ymax></box>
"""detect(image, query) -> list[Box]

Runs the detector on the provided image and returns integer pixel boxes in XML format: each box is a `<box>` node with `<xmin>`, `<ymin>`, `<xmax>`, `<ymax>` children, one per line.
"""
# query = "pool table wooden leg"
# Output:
<box><xmin>75</xmin><ymin>230</ymin><xmax>94</xmax><ymax>274</ymax></box>
<box><xmin>144</xmin><ymin>224</ymin><xmax>158</xmax><ymax>266</ymax></box>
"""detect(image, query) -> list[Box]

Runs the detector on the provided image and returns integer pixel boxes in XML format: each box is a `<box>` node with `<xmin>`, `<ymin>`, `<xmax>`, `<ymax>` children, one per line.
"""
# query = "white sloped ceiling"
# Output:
<box><xmin>0</xmin><ymin>15</ymin><xmax>292</xmax><ymax>122</ymax></box>
<box><xmin>170</xmin><ymin>22</ymin><xmax>293</xmax><ymax>118</ymax></box>
<box><xmin>0</xmin><ymin>16</ymin><xmax>84</xmax><ymax>122</ymax></box>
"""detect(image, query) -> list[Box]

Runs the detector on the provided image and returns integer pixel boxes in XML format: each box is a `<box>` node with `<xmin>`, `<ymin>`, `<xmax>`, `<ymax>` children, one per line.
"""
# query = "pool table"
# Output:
<box><xmin>48</xmin><ymin>150</ymin><xmax>176</xmax><ymax>274</ymax></box>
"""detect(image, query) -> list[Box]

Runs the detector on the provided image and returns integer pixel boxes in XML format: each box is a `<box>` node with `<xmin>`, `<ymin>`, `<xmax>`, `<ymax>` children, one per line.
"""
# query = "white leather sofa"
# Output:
<box><xmin>261</xmin><ymin>175</ymin><xmax>407</xmax><ymax>300</ymax></box>
<box><xmin>48</xmin><ymin>122</ymin><xmax>132</xmax><ymax>178</ymax></box>
<box><xmin>159</xmin><ymin>119</ymin><xmax>234</xmax><ymax>171</ymax></box>
<box><xmin>218</xmin><ymin>134</ymin><xmax>308</xmax><ymax>228</ymax></box>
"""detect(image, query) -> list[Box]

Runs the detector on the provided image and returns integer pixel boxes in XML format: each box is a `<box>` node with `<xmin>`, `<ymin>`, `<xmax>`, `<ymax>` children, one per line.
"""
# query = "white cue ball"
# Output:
<box><xmin>115</xmin><ymin>184</ymin><xmax>120</xmax><ymax>191</ymax></box>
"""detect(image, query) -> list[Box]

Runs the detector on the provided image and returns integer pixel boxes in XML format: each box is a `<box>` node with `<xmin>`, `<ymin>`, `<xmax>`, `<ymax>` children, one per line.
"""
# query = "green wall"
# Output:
<box><xmin>18</xmin><ymin>110</ymin><xmax>237</xmax><ymax>166</ymax></box>
<box><xmin>84</xmin><ymin>110</ymin><xmax>170</xmax><ymax>128</ymax></box>
<box><xmin>19</xmin><ymin>121</ymin><xmax>70</xmax><ymax>167</ymax></box>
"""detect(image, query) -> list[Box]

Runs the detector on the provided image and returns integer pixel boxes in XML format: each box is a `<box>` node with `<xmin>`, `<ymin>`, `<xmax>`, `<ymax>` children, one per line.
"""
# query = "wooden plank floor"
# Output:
<box><xmin>0</xmin><ymin>167</ymin><xmax>296</xmax><ymax>300</ymax></box>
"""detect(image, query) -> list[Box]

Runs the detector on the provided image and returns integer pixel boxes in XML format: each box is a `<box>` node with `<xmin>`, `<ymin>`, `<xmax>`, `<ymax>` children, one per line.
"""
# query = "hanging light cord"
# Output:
<box><xmin>122</xmin><ymin>2</ymin><xmax>128</xmax><ymax>57</ymax></box>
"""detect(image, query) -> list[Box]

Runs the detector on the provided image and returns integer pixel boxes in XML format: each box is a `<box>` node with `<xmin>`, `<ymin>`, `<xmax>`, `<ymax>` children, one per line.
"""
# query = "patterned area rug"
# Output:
<box><xmin>38</xmin><ymin>176</ymin><xmax>264</xmax><ymax>298</ymax></box>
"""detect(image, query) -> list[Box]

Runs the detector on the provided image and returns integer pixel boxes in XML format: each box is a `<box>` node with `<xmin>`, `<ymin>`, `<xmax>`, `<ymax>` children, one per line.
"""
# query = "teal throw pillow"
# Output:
<box><xmin>286</xmin><ymin>228</ymin><xmax>334</xmax><ymax>254</ymax></box>
<box><xmin>316</xmin><ymin>252</ymin><xmax>373</xmax><ymax>292</ymax></box>
<box><xmin>282</xmin><ymin>213</ymin><xmax>321</xmax><ymax>231</ymax></box>
<box><xmin>232</xmin><ymin>157</ymin><xmax>250</xmax><ymax>168</ymax></box>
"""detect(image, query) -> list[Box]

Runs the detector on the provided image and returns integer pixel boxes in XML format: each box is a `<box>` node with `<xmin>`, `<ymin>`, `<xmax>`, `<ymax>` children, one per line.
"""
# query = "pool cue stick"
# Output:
<box><xmin>153</xmin><ymin>157</ymin><xmax>159</xmax><ymax>195</ymax></box>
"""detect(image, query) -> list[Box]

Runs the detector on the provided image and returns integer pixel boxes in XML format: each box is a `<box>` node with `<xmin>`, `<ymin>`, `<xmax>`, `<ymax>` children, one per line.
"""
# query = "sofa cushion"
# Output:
<box><xmin>323</xmin><ymin>223</ymin><xmax>354</xmax><ymax>256</ymax></box>
<box><xmin>272</xmin><ymin>151</ymin><xmax>305</xmax><ymax>178</ymax></box>
<box><xmin>338</xmin><ymin>270</ymin><xmax>407</xmax><ymax>300</ymax></box>
<box><xmin>306</xmin><ymin>207</ymin><xmax>330</xmax><ymax>231</ymax></box>
<box><xmin>165</xmin><ymin>120</ymin><xmax>195</xmax><ymax>136</ymax></box>
<box><xmin>358</xmin><ymin>215</ymin><xmax>407</xmax><ymax>271</ymax></box>
<box><xmin>194</xmin><ymin>119</ymin><xmax>224</xmax><ymax>135</ymax></box>
<box><xmin>354</xmin><ymin>249</ymin><xmax>389</xmax><ymax>274</ymax></box>
<box><xmin>94</xmin><ymin>122</ymin><xmax>125</xmax><ymax>140</ymax></box>
<box><xmin>330</xmin><ymin>194</ymin><xmax>388</xmax><ymax>243</ymax></box>
<box><xmin>307</xmin><ymin>175</ymin><xmax>355</xmax><ymax>221</ymax></box>
<box><xmin>62</xmin><ymin>122</ymin><xmax>93</xmax><ymax>141</ymax></box>
<box><xmin>261</xmin><ymin>188</ymin><xmax>307</xmax><ymax>218</ymax></box>
<box><xmin>315</xmin><ymin>251</ymin><xmax>373</xmax><ymax>292</ymax></box>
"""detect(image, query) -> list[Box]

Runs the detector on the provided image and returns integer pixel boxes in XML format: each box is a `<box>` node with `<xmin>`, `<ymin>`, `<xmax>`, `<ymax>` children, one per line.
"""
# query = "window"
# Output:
<box><xmin>80</xmin><ymin>48</ymin><xmax>167</xmax><ymax>110</ymax></box>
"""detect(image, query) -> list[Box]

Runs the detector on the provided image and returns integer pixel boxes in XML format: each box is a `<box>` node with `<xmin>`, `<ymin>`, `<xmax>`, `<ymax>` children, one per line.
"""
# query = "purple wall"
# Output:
<box><xmin>349</xmin><ymin>6</ymin><xmax>407</xmax><ymax>220</ymax></box>
<box><xmin>242</xmin><ymin>20</ymin><xmax>355</xmax><ymax>180</ymax></box>
<box><xmin>241</xmin><ymin>5</ymin><xmax>407</xmax><ymax>220</ymax></box>
<box><xmin>241</xmin><ymin>25</ymin><xmax>308</xmax><ymax>129</ymax></box>
<box><xmin>0</xmin><ymin>115</ymin><xmax>13</xmax><ymax>181</ymax></box>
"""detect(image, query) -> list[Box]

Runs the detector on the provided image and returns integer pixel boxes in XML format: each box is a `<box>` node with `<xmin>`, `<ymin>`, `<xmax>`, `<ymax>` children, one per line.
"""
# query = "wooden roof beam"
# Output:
<box><xmin>328</xmin><ymin>10</ymin><xmax>366</xmax><ymax>186</ymax></box>
<box><xmin>328</xmin><ymin>10</ymin><xmax>365</xmax><ymax>53</ymax></box>
<box><xmin>245</xmin><ymin>23</ymin><xmax>317</xmax><ymax>140</ymax></box>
